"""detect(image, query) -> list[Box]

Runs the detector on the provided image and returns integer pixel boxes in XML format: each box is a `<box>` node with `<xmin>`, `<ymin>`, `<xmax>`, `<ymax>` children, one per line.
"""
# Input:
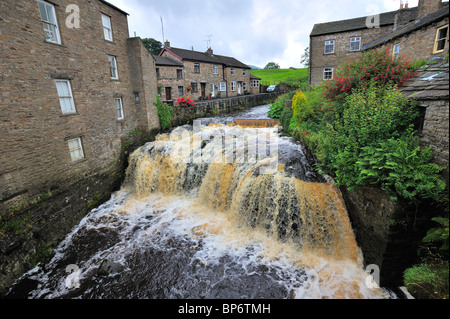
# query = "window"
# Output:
<box><xmin>108</xmin><ymin>55</ymin><xmax>118</xmax><ymax>79</ymax></box>
<box><xmin>115</xmin><ymin>98</ymin><xmax>124</xmax><ymax>120</ymax></box>
<box><xmin>393</xmin><ymin>44</ymin><xmax>401</xmax><ymax>60</ymax></box>
<box><xmin>194</xmin><ymin>63</ymin><xmax>200</xmax><ymax>73</ymax></box>
<box><xmin>191</xmin><ymin>83</ymin><xmax>198</xmax><ymax>93</ymax></box>
<box><xmin>213</xmin><ymin>65</ymin><xmax>219</xmax><ymax>75</ymax></box>
<box><xmin>350</xmin><ymin>37</ymin><xmax>361</xmax><ymax>51</ymax></box>
<box><xmin>134</xmin><ymin>92</ymin><xmax>140</xmax><ymax>103</ymax></box>
<box><xmin>231</xmin><ymin>81</ymin><xmax>236</xmax><ymax>91</ymax></box>
<box><xmin>178</xmin><ymin>86</ymin><xmax>184</xmax><ymax>96</ymax></box>
<box><xmin>434</xmin><ymin>25</ymin><xmax>448</xmax><ymax>53</ymax></box>
<box><xmin>324</xmin><ymin>40</ymin><xmax>335</xmax><ymax>54</ymax></box>
<box><xmin>230</xmin><ymin>68</ymin><xmax>235</xmax><ymax>76</ymax></box>
<box><xmin>156</xmin><ymin>68</ymin><xmax>161</xmax><ymax>78</ymax></box>
<box><xmin>55</xmin><ymin>80</ymin><xmax>76</xmax><ymax>114</ymax></box>
<box><xmin>68</xmin><ymin>138</ymin><xmax>84</xmax><ymax>162</ymax></box>
<box><xmin>251</xmin><ymin>79</ymin><xmax>260</xmax><ymax>88</ymax></box>
<box><xmin>323</xmin><ymin>68</ymin><xmax>333</xmax><ymax>80</ymax></box>
<box><xmin>38</xmin><ymin>0</ymin><xmax>61</xmax><ymax>44</ymax></box>
<box><xmin>102</xmin><ymin>13</ymin><xmax>113</xmax><ymax>41</ymax></box>
<box><xmin>243</xmin><ymin>69</ymin><xmax>247</xmax><ymax>76</ymax></box>
<box><xmin>243</xmin><ymin>82</ymin><xmax>247</xmax><ymax>91</ymax></box>
<box><xmin>219</xmin><ymin>82</ymin><xmax>226</xmax><ymax>92</ymax></box>
<box><xmin>177</xmin><ymin>69</ymin><xmax>183</xmax><ymax>80</ymax></box>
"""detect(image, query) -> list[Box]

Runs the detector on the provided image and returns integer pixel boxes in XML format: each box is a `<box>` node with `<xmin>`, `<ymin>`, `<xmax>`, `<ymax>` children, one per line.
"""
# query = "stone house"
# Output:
<box><xmin>0</xmin><ymin>0</ymin><xmax>159</xmax><ymax>293</ymax></box>
<box><xmin>159</xmin><ymin>41</ymin><xmax>252</xmax><ymax>102</ymax></box>
<box><xmin>309</xmin><ymin>0</ymin><xmax>449</xmax><ymax>86</ymax></box>
<box><xmin>154</xmin><ymin>55</ymin><xmax>185</xmax><ymax>101</ymax></box>
<box><xmin>249</xmin><ymin>74</ymin><xmax>262</xmax><ymax>94</ymax></box>
<box><xmin>364</xmin><ymin>1</ymin><xmax>449</xmax><ymax>63</ymax></box>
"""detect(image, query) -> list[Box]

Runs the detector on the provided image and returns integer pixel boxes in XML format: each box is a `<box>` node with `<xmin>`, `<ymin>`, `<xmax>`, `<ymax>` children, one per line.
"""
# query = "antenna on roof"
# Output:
<box><xmin>204</xmin><ymin>34</ymin><xmax>213</xmax><ymax>49</ymax></box>
<box><xmin>160</xmin><ymin>16</ymin><xmax>165</xmax><ymax>43</ymax></box>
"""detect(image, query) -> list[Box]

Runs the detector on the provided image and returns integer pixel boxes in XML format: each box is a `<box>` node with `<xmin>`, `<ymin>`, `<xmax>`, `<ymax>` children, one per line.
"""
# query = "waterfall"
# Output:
<box><xmin>6</xmin><ymin>113</ymin><xmax>393</xmax><ymax>299</ymax></box>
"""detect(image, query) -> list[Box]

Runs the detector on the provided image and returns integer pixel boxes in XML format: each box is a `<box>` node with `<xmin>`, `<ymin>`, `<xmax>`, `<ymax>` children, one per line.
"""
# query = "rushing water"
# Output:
<box><xmin>6</xmin><ymin>104</ymin><xmax>394</xmax><ymax>299</ymax></box>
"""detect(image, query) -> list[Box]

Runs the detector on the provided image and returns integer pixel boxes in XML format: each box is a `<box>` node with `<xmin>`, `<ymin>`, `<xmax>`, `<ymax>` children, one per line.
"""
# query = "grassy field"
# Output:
<box><xmin>250</xmin><ymin>68</ymin><xmax>308</xmax><ymax>85</ymax></box>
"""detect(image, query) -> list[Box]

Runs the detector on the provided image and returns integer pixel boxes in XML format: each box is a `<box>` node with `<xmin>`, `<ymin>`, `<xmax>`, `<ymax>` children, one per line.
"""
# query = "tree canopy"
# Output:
<box><xmin>142</xmin><ymin>38</ymin><xmax>163</xmax><ymax>56</ymax></box>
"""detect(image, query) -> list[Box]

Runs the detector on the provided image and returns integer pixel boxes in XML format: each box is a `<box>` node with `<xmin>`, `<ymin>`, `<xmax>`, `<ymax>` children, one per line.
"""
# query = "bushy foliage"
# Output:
<box><xmin>355</xmin><ymin>133</ymin><xmax>446</xmax><ymax>203</ymax></box>
<box><xmin>279</xmin><ymin>105</ymin><xmax>293</xmax><ymax>134</ymax></box>
<box><xmin>403</xmin><ymin>261</ymin><xmax>449</xmax><ymax>299</ymax></box>
<box><xmin>323</xmin><ymin>47</ymin><xmax>416</xmax><ymax>102</ymax></box>
<box><xmin>154</xmin><ymin>96</ymin><xmax>173</xmax><ymax>130</ymax></box>
<box><xmin>292</xmin><ymin>91</ymin><xmax>310</xmax><ymax>125</ymax></box>
<box><xmin>268</xmin><ymin>90</ymin><xmax>297</xmax><ymax>119</ymax></box>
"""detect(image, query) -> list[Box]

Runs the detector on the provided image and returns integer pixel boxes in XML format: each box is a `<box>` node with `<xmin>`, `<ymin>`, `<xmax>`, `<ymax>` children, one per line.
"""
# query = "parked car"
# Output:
<box><xmin>266</xmin><ymin>85</ymin><xmax>279</xmax><ymax>93</ymax></box>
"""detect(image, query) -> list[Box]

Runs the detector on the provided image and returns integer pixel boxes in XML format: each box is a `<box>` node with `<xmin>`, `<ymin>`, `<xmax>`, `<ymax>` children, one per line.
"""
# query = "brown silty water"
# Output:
<box><xmin>6</xmin><ymin>105</ymin><xmax>393</xmax><ymax>299</ymax></box>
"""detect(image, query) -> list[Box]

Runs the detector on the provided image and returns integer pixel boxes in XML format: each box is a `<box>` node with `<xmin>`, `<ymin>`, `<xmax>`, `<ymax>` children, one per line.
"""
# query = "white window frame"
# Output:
<box><xmin>350</xmin><ymin>37</ymin><xmax>361</xmax><ymax>51</ymax></box>
<box><xmin>243</xmin><ymin>82</ymin><xmax>247</xmax><ymax>91</ymax></box>
<box><xmin>219</xmin><ymin>82</ymin><xmax>226</xmax><ymax>92</ymax></box>
<box><xmin>393</xmin><ymin>44</ymin><xmax>401</xmax><ymax>60</ymax></box>
<box><xmin>243</xmin><ymin>69</ymin><xmax>247</xmax><ymax>76</ymax></box>
<box><xmin>213</xmin><ymin>65</ymin><xmax>219</xmax><ymax>75</ymax></box>
<box><xmin>68</xmin><ymin>138</ymin><xmax>85</xmax><ymax>162</ymax></box>
<box><xmin>102</xmin><ymin>13</ymin><xmax>113</xmax><ymax>41</ymax></box>
<box><xmin>38</xmin><ymin>0</ymin><xmax>61</xmax><ymax>44</ymax></box>
<box><xmin>55</xmin><ymin>79</ymin><xmax>76</xmax><ymax>114</ymax></box>
<box><xmin>194</xmin><ymin>63</ymin><xmax>200</xmax><ymax>74</ymax></box>
<box><xmin>108</xmin><ymin>55</ymin><xmax>119</xmax><ymax>80</ymax></box>
<box><xmin>231</xmin><ymin>81</ymin><xmax>236</xmax><ymax>91</ymax></box>
<box><xmin>324</xmin><ymin>40</ymin><xmax>335</xmax><ymax>54</ymax></box>
<box><xmin>230</xmin><ymin>67</ymin><xmax>235</xmax><ymax>76</ymax></box>
<box><xmin>251</xmin><ymin>79</ymin><xmax>260</xmax><ymax>88</ymax></box>
<box><xmin>323</xmin><ymin>67</ymin><xmax>333</xmax><ymax>80</ymax></box>
<box><xmin>115</xmin><ymin>98</ymin><xmax>124</xmax><ymax>120</ymax></box>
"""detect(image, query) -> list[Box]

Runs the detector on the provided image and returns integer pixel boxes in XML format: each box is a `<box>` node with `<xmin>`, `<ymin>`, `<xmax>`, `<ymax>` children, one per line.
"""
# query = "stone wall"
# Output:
<box><xmin>340</xmin><ymin>186</ymin><xmax>437</xmax><ymax>288</ymax></box>
<box><xmin>171</xmin><ymin>93</ymin><xmax>280</xmax><ymax>127</ymax></box>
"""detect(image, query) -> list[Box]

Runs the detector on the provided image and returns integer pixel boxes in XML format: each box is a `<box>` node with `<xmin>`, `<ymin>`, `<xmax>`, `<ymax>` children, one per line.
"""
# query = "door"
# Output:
<box><xmin>165</xmin><ymin>87</ymin><xmax>172</xmax><ymax>101</ymax></box>
<box><xmin>238</xmin><ymin>82</ymin><xmax>242</xmax><ymax>95</ymax></box>
<box><xmin>211</xmin><ymin>83</ymin><xmax>215</xmax><ymax>97</ymax></box>
<box><xmin>201</xmin><ymin>83</ymin><xmax>206</xmax><ymax>98</ymax></box>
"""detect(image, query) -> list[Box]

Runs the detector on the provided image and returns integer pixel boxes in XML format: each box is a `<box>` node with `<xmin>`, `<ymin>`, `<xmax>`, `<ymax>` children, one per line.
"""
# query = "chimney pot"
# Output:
<box><xmin>164</xmin><ymin>40</ymin><xmax>170</xmax><ymax>48</ymax></box>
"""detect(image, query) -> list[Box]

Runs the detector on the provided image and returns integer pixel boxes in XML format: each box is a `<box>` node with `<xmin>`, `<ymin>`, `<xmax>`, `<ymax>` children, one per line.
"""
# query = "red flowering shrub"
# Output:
<box><xmin>175</xmin><ymin>95</ymin><xmax>195</xmax><ymax>107</ymax></box>
<box><xmin>323</xmin><ymin>48</ymin><xmax>416</xmax><ymax>102</ymax></box>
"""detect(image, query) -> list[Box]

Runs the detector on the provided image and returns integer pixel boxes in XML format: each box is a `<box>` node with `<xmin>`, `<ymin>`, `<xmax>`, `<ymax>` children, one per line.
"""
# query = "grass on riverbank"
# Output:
<box><xmin>251</xmin><ymin>68</ymin><xmax>308</xmax><ymax>85</ymax></box>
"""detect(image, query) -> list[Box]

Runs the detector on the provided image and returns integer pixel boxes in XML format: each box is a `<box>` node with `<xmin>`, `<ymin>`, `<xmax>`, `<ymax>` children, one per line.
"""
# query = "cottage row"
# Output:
<box><xmin>156</xmin><ymin>42</ymin><xmax>261</xmax><ymax>103</ymax></box>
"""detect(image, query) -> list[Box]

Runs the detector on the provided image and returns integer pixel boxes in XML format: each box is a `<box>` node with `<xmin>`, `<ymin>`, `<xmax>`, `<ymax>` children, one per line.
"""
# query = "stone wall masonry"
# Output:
<box><xmin>171</xmin><ymin>93</ymin><xmax>280</xmax><ymax>127</ymax></box>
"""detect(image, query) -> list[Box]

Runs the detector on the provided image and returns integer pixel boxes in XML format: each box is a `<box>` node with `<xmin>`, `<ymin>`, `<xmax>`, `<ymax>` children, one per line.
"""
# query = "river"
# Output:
<box><xmin>6</xmin><ymin>104</ymin><xmax>395</xmax><ymax>299</ymax></box>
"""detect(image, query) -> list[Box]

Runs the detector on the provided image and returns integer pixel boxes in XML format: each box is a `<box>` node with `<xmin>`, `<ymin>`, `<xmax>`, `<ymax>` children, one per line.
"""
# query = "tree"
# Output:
<box><xmin>301</xmin><ymin>47</ymin><xmax>309</xmax><ymax>67</ymax></box>
<box><xmin>264</xmin><ymin>62</ymin><xmax>280</xmax><ymax>69</ymax></box>
<box><xmin>142</xmin><ymin>38</ymin><xmax>163</xmax><ymax>56</ymax></box>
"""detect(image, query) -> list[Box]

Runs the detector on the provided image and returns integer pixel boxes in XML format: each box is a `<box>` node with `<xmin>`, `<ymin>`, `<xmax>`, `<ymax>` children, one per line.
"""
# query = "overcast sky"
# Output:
<box><xmin>106</xmin><ymin>0</ymin><xmax>420</xmax><ymax>68</ymax></box>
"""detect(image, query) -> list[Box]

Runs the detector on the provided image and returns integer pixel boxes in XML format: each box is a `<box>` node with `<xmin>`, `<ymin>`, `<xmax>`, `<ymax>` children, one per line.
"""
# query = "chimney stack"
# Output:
<box><xmin>206</xmin><ymin>48</ymin><xmax>214</xmax><ymax>56</ymax></box>
<box><xmin>164</xmin><ymin>40</ymin><xmax>170</xmax><ymax>48</ymax></box>
<box><xmin>418</xmin><ymin>0</ymin><xmax>442</xmax><ymax>18</ymax></box>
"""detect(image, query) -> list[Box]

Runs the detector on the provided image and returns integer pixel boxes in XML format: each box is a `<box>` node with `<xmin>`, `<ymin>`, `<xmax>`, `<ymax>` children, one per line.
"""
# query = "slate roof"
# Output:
<box><xmin>400</xmin><ymin>60</ymin><xmax>449</xmax><ymax>100</ymax></box>
<box><xmin>364</xmin><ymin>5</ymin><xmax>449</xmax><ymax>50</ymax></box>
<box><xmin>310</xmin><ymin>9</ymin><xmax>405</xmax><ymax>36</ymax></box>
<box><xmin>153</xmin><ymin>55</ymin><xmax>184</xmax><ymax>67</ymax></box>
<box><xmin>161</xmin><ymin>47</ymin><xmax>251</xmax><ymax>69</ymax></box>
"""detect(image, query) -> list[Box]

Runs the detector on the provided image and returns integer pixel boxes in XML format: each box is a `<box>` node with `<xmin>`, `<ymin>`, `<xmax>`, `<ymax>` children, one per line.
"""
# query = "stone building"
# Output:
<box><xmin>159</xmin><ymin>41</ymin><xmax>252</xmax><ymax>102</ymax></box>
<box><xmin>309</xmin><ymin>0</ymin><xmax>449</xmax><ymax>86</ymax></box>
<box><xmin>0</xmin><ymin>0</ymin><xmax>159</xmax><ymax>293</ymax></box>
<box><xmin>364</xmin><ymin>2</ymin><xmax>449</xmax><ymax>63</ymax></box>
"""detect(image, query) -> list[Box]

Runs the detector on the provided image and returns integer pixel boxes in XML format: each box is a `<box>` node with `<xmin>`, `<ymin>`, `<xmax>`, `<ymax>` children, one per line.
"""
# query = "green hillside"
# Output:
<box><xmin>250</xmin><ymin>68</ymin><xmax>308</xmax><ymax>86</ymax></box>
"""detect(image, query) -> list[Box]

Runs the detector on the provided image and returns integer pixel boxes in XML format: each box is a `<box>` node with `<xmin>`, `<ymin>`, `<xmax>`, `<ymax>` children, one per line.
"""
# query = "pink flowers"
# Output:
<box><xmin>175</xmin><ymin>95</ymin><xmax>195</xmax><ymax>107</ymax></box>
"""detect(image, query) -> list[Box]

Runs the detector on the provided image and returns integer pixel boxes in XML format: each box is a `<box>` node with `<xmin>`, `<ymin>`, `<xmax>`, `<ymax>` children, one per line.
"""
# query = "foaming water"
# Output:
<box><xmin>6</xmin><ymin>105</ymin><xmax>394</xmax><ymax>299</ymax></box>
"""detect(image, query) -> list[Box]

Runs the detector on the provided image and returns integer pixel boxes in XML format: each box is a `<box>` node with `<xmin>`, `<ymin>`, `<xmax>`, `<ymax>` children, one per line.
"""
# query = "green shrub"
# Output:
<box><xmin>404</xmin><ymin>262</ymin><xmax>449</xmax><ymax>299</ymax></box>
<box><xmin>355</xmin><ymin>133</ymin><xmax>446</xmax><ymax>203</ymax></box>
<box><xmin>268</xmin><ymin>90</ymin><xmax>297</xmax><ymax>119</ymax></box>
<box><xmin>154</xmin><ymin>96</ymin><xmax>174</xmax><ymax>130</ymax></box>
<box><xmin>279</xmin><ymin>105</ymin><xmax>293</xmax><ymax>134</ymax></box>
<box><xmin>423</xmin><ymin>217</ymin><xmax>449</xmax><ymax>251</ymax></box>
